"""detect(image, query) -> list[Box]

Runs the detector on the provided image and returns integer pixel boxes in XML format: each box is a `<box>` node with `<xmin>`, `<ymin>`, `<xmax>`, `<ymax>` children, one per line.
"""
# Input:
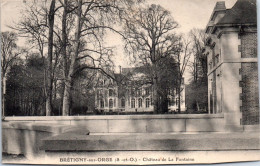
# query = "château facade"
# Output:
<box><xmin>95</xmin><ymin>67</ymin><xmax>185</xmax><ymax>113</ymax></box>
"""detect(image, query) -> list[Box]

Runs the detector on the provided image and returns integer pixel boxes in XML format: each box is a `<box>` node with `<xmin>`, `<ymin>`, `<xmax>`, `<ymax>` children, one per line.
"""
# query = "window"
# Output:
<box><xmin>137</xmin><ymin>89</ymin><xmax>142</xmax><ymax>96</ymax></box>
<box><xmin>130</xmin><ymin>88</ymin><xmax>135</xmax><ymax>95</ymax></box>
<box><xmin>100</xmin><ymin>99</ymin><xmax>104</xmax><ymax>108</ymax></box>
<box><xmin>121</xmin><ymin>98</ymin><xmax>125</xmax><ymax>108</ymax></box>
<box><xmin>146</xmin><ymin>98</ymin><xmax>150</xmax><ymax>108</ymax></box>
<box><xmin>109</xmin><ymin>99</ymin><xmax>113</xmax><ymax>108</ymax></box>
<box><xmin>145</xmin><ymin>88</ymin><xmax>150</xmax><ymax>95</ymax></box>
<box><xmin>97</xmin><ymin>89</ymin><xmax>103</xmax><ymax>97</ymax></box>
<box><xmin>109</xmin><ymin>89</ymin><xmax>113</xmax><ymax>96</ymax></box>
<box><xmin>215</xmin><ymin>54</ymin><xmax>219</xmax><ymax>64</ymax></box>
<box><xmin>131</xmin><ymin>98</ymin><xmax>135</xmax><ymax>108</ymax></box>
<box><xmin>138</xmin><ymin>98</ymin><xmax>142</xmax><ymax>108</ymax></box>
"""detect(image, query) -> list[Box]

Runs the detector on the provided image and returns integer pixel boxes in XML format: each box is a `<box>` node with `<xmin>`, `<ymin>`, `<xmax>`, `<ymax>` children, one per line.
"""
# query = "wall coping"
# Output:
<box><xmin>2</xmin><ymin>122</ymin><xmax>89</xmax><ymax>133</ymax></box>
<box><xmin>4</xmin><ymin>114</ymin><xmax>224</xmax><ymax>121</ymax></box>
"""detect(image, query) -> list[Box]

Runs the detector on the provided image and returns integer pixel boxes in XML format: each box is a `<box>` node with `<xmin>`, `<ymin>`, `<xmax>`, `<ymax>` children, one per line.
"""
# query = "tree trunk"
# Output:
<box><xmin>177</xmin><ymin>58</ymin><xmax>181</xmax><ymax>113</ymax></box>
<box><xmin>153</xmin><ymin>75</ymin><xmax>159</xmax><ymax>113</ymax></box>
<box><xmin>60</xmin><ymin>0</ymin><xmax>68</xmax><ymax>114</ymax></box>
<box><xmin>46</xmin><ymin>0</ymin><xmax>55</xmax><ymax>116</ymax></box>
<box><xmin>196</xmin><ymin>100</ymin><xmax>200</xmax><ymax>112</ymax></box>
<box><xmin>161</xmin><ymin>91</ymin><xmax>168</xmax><ymax>113</ymax></box>
<box><xmin>62</xmin><ymin>79</ymin><xmax>71</xmax><ymax>116</ymax></box>
<box><xmin>178</xmin><ymin>84</ymin><xmax>181</xmax><ymax>113</ymax></box>
<box><xmin>2</xmin><ymin>74</ymin><xmax>6</xmax><ymax>117</ymax></box>
<box><xmin>62</xmin><ymin>0</ymin><xmax>82</xmax><ymax>116</ymax></box>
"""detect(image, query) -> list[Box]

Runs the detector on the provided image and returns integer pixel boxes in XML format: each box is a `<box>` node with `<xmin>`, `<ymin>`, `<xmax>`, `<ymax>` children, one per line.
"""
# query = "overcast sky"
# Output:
<box><xmin>1</xmin><ymin>0</ymin><xmax>237</xmax><ymax>75</ymax></box>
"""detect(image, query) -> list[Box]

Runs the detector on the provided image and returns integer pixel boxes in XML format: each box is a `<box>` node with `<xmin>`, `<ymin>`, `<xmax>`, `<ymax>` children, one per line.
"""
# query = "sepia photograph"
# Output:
<box><xmin>1</xmin><ymin>0</ymin><xmax>259</xmax><ymax>165</ymax></box>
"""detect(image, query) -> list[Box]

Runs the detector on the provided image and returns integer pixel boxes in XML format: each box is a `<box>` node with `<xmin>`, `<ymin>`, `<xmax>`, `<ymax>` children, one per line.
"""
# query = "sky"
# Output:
<box><xmin>1</xmin><ymin>0</ymin><xmax>237</xmax><ymax>76</ymax></box>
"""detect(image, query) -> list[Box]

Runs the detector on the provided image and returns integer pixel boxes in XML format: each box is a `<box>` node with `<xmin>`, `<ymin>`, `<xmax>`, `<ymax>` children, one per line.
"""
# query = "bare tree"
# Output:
<box><xmin>123</xmin><ymin>4</ymin><xmax>180</xmax><ymax>113</ymax></box>
<box><xmin>13</xmin><ymin>0</ymin><xmax>64</xmax><ymax>115</ymax></box>
<box><xmin>61</xmin><ymin>0</ymin><xmax>141</xmax><ymax>115</ymax></box>
<box><xmin>45</xmin><ymin>0</ymin><xmax>56</xmax><ymax>115</ymax></box>
<box><xmin>188</xmin><ymin>28</ymin><xmax>208</xmax><ymax>82</ymax></box>
<box><xmin>175</xmin><ymin>37</ymin><xmax>192</xmax><ymax>112</ymax></box>
<box><xmin>186</xmin><ymin>28</ymin><xmax>208</xmax><ymax>112</ymax></box>
<box><xmin>11</xmin><ymin>0</ymin><xmax>140</xmax><ymax>116</ymax></box>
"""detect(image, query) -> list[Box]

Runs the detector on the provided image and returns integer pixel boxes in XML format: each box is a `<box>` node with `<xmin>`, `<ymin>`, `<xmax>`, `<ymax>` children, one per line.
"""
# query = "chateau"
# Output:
<box><xmin>94</xmin><ymin>67</ymin><xmax>185</xmax><ymax>113</ymax></box>
<box><xmin>205</xmin><ymin>0</ymin><xmax>258</xmax><ymax>125</ymax></box>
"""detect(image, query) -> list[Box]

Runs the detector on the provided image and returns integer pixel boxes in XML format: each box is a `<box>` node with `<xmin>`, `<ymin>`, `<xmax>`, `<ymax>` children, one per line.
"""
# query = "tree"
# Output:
<box><xmin>61</xmin><ymin>0</ymin><xmax>83</xmax><ymax>116</ymax></box>
<box><xmin>175</xmin><ymin>37</ymin><xmax>192</xmax><ymax>112</ymax></box>
<box><xmin>157</xmin><ymin>56</ymin><xmax>179</xmax><ymax>113</ymax></box>
<box><xmin>5</xmin><ymin>54</ymin><xmax>46</xmax><ymax>116</ymax></box>
<box><xmin>46</xmin><ymin>0</ymin><xmax>56</xmax><ymax>116</ymax></box>
<box><xmin>186</xmin><ymin>28</ymin><xmax>208</xmax><ymax>112</ymax></box>
<box><xmin>1</xmin><ymin>32</ymin><xmax>24</xmax><ymax>116</ymax></box>
<box><xmin>188</xmin><ymin>29</ymin><xmax>208</xmax><ymax>82</ymax></box>
<box><xmin>70</xmin><ymin>69</ymin><xmax>97</xmax><ymax>115</ymax></box>
<box><xmin>11</xmin><ymin>0</ymin><xmax>141</xmax><ymax>116</ymax></box>
<box><xmin>123</xmin><ymin>4</ymin><xmax>181</xmax><ymax>113</ymax></box>
<box><xmin>12</xmin><ymin>0</ymin><xmax>59</xmax><ymax>116</ymax></box>
<box><xmin>13</xmin><ymin>0</ymin><xmax>71</xmax><ymax>115</ymax></box>
<box><xmin>61</xmin><ymin>0</ymin><xmax>140</xmax><ymax>115</ymax></box>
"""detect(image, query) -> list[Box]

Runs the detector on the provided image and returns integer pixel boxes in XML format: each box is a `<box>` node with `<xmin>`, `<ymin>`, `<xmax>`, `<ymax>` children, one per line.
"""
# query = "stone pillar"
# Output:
<box><xmin>220</xmin><ymin>32</ymin><xmax>243</xmax><ymax>131</ymax></box>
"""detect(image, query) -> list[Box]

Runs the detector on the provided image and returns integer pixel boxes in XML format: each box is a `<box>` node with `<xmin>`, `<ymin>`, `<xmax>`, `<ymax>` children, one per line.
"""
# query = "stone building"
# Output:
<box><xmin>205</xmin><ymin>0</ymin><xmax>258</xmax><ymax>125</ymax></box>
<box><xmin>95</xmin><ymin>67</ymin><xmax>185</xmax><ymax>113</ymax></box>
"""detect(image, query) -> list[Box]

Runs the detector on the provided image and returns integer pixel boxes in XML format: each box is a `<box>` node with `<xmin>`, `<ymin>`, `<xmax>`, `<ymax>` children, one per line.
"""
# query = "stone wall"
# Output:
<box><xmin>2</xmin><ymin>122</ymin><xmax>89</xmax><ymax>158</ymax></box>
<box><xmin>240</xmin><ymin>63</ymin><xmax>259</xmax><ymax>125</ymax></box>
<box><xmin>240</xmin><ymin>32</ymin><xmax>259</xmax><ymax>125</ymax></box>
<box><xmin>3</xmin><ymin>114</ymin><xmax>259</xmax><ymax>159</ymax></box>
<box><xmin>241</xmin><ymin>33</ymin><xmax>257</xmax><ymax>58</ymax></box>
<box><xmin>4</xmin><ymin>114</ymin><xmax>226</xmax><ymax>133</ymax></box>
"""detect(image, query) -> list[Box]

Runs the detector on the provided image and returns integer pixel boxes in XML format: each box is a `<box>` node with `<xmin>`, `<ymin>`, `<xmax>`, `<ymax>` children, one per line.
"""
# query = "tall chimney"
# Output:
<box><xmin>214</xmin><ymin>1</ymin><xmax>226</xmax><ymax>11</ymax></box>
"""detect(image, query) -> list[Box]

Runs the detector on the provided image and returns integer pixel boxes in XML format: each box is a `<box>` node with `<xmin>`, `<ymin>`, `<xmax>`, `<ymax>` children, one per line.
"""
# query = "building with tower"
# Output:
<box><xmin>205</xmin><ymin>0</ymin><xmax>258</xmax><ymax>127</ymax></box>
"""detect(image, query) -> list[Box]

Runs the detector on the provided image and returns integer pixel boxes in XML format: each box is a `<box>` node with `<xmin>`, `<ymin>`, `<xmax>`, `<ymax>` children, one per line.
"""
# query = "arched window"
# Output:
<box><xmin>131</xmin><ymin>98</ymin><xmax>135</xmax><ymax>108</ymax></box>
<box><xmin>146</xmin><ymin>98</ymin><xmax>150</xmax><ymax>108</ymax></box>
<box><xmin>121</xmin><ymin>98</ymin><xmax>125</xmax><ymax>108</ymax></box>
<box><xmin>138</xmin><ymin>98</ymin><xmax>142</xmax><ymax>108</ymax></box>
<box><xmin>109</xmin><ymin>99</ymin><xmax>113</xmax><ymax>108</ymax></box>
<box><xmin>100</xmin><ymin>99</ymin><xmax>104</xmax><ymax>108</ymax></box>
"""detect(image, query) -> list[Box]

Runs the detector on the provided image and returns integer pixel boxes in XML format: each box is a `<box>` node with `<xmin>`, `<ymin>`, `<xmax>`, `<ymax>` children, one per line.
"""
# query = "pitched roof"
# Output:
<box><xmin>216</xmin><ymin>0</ymin><xmax>256</xmax><ymax>25</ymax></box>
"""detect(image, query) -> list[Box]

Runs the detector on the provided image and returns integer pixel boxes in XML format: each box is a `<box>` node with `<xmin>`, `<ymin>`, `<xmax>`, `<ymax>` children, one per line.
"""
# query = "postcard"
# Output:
<box><xmin>1</xmin><ymin>0</ymin><xmax>259</xmax><ymax>165</ymax></box>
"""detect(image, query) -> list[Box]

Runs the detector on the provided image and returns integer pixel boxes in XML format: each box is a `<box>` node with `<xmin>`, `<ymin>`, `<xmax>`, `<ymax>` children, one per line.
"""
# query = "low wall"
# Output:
<box><xmin>3</xmin><ymin>114</ymin><xmax>259</xmax><ymax>159</ymax></box>
<box><xmin>2</xmin><ymin>122</ymin><xmax>89</xmax><ymax>158</ymax></box>
<box><xmin>4</xmin><ymin>114</ymin><xmax>226</xmax><ymax>133</ymax></box>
